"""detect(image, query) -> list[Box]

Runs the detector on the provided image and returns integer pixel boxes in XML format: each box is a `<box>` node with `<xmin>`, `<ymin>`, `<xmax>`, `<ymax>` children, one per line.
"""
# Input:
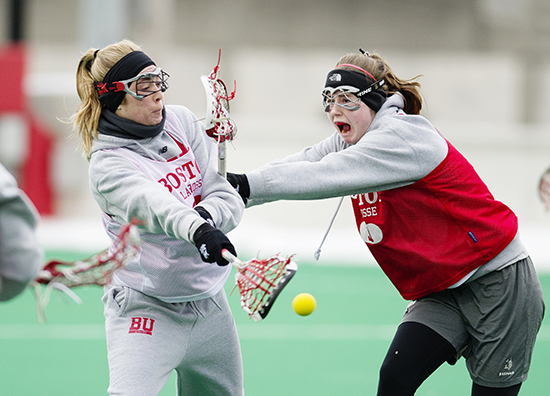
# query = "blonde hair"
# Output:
<box><xmin>336</xmin><ymin>52</ymin><xmax>423</xmax><ymax>115</ymax></box>
<box><xmin>71</xmin><ymin>39</ymin><xmax>142</xmax><ymax>157</ymax></box>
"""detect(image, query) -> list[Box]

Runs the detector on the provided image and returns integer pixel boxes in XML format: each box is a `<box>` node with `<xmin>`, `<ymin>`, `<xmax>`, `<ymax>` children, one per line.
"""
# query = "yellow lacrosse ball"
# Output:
<box><xmin>292</xmin><ymin>293</ymin><xmax>316</xmax><ymax>316</ymax></box>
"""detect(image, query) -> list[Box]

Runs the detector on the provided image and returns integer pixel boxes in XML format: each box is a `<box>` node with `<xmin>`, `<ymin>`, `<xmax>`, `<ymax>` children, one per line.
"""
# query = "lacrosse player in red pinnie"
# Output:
<box><xmin>227</xmin><ymin>50</ymin><xmax>545</xmax><ymax>396</ymax></box>
<box><xmin>72</xmin><ymin>40</ymin><xmax>244</xmax><ymax>396</ymax></box>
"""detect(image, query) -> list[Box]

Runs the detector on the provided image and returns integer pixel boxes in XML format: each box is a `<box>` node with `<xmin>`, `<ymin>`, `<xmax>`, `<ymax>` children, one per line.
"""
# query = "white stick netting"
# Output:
<box><xmin>200</xmin><ymin>50</ymin><xmax>237</xmax><ymax>144</ymax></box>
<box><xmin>31</xmin><ymin>219</ymin><xmax>141</xmax><ymax>322</ymax></box>
<box><xmin>230</xmin><ymin>254</ymin><xmax>296</xmax><ymax>321</ymax></box>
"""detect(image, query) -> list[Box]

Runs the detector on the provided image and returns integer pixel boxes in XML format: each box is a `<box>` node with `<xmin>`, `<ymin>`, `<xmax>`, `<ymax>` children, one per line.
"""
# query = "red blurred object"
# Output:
<box><xmin>0</xmin><ymin>44</ymin><xmax>54</xmax><ymax>215</ymax></box>
<box><xmin>19</xmin><ymin>116</ymin><xmax>54</xmax><ymax>215</ymax></box>
<box><xmin>0</xmin><ymin>44</ymin><xmax>26</xmax><ymax>112</ymax></box>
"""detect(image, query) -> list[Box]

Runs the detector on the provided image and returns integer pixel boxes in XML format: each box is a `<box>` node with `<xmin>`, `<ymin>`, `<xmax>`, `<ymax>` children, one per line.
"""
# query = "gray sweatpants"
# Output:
<box><xmin>102</xmin><ymin>286</ymin><xmax>244</xmax><ymax>396</ymax></box>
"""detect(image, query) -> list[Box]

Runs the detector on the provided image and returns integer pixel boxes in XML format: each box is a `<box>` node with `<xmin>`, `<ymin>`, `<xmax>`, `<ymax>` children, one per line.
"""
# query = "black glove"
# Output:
<box><xmin>192</xmin><ymin>223</ymin><xmax>236</xmax><ymax>266</ymax></box>
<box><xmin>226</xmin><ymin>173</ymin><xmax>250</xmax><ymax>205</ymax></box>
<box><xmin>194</xmin><ymin>206</ymin><xmax>215</xmax><ymax>227</ymax></box>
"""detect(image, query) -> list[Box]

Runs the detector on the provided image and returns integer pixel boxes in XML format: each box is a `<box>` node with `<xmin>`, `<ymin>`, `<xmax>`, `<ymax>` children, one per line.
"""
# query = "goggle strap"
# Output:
<box><xmin>94</xmin><ymin>81</ymin><xmax>126</xmax><ymax>96</ymax></box>
<box><xmin>356</xmin><ymin>79</ymin><xmax>385</xmax><ymax>98</ymax></box>
<box><xmin>95</xmin><ymin>69</ymin><xmax>169</xmax><ymax>100</ymax></box>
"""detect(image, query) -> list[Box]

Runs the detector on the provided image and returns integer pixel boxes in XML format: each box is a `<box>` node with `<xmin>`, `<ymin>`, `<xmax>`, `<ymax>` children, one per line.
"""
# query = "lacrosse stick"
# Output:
<box><xmin>200</xmin><ymin>49</ymin><xmax>237</xmax><ymax>178</ymax></box>
<box><xmin>539</xmin><ymin>167</ymin><xmax>550</xmax><ymax>210</ymax></box>
<box><xmin>222</xmin><ymin>249</ymin><xmax>297</xmax><ymax>322</ymax></box>
<box><xmin>32</xmin><ymin>218</ymin><xmax>141</xmax><ymax>322</ymax></box>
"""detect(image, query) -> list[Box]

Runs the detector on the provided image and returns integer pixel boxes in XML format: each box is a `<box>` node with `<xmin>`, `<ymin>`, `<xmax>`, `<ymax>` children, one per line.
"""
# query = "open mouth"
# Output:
<box><xmin>336</xmin><ymin>122</ymin><xmax>351</xmax><ymax>133</ymax></box>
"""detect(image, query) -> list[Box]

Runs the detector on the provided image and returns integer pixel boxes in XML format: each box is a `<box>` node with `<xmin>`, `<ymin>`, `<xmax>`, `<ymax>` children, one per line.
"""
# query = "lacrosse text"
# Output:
<box><xmin>179</xmin><ymin>180</ymin><xmax>203</xmax><ymax>200</ymax></box>
<box><xmin>359</xmin><ymin>206</ymin><xmax>378</xmax><ymax>218</ymax></box>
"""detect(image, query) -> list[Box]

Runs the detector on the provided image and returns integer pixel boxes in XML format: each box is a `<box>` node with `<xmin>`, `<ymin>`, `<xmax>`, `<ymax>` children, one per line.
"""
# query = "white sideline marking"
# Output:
<box><xmin>0</xmin><ymin>324</ymin><xmax>106</xmax><ymax>340</ymax></box>
<box><xmin>0</xmin><ymin>324</ymin><xmax>549</xmax><ymax>341</ymax></box>
<box><xmin>236</xmin><ymin>324</ymin><xmax>399</xmax><ymax>340</ymax></box>
<box><xmin>36</xmin><ymin>219</ymin><xmax>550</xmax><ymax>272</ymax></box>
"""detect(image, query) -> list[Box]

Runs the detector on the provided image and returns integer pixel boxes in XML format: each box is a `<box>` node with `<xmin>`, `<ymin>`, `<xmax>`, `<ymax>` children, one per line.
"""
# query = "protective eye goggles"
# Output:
<box><xmin>322</xmin><ymin>86</ymin><xmax>362</xmax><ymax>112</ymax></box>
<box><xmin>323</xmin><ymin>68</ymin><xmax>387</xmax><ymax>112</ymax></box>
<box><xmin>95</xmin><ymin>67</ymin><xmax>170</xmax><ymax>100</ymax></box>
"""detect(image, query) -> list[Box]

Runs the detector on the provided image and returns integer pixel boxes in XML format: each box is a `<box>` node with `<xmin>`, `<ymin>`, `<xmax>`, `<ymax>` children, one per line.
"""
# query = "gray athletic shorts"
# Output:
<box><xmin>401</xmin><ymin>257</ymin><xmax>545</xmax><ymax>388</ymax></box>
<box><xmin>102</xmin><ymin>286</ymin><xmax>244</xmax><ymax>396</ymax></box>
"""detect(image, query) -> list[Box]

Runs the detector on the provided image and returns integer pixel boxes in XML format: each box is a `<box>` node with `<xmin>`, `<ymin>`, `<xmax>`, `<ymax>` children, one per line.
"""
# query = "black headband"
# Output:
<box><xmin>324</xmin><ymin>69</ymin><xmax>387</xmax><ymax>112</ymax></box>
<box><xmin>96</xmin><ymin>51</ymin><xmax>156</xmax><ymax>112</ymax></box>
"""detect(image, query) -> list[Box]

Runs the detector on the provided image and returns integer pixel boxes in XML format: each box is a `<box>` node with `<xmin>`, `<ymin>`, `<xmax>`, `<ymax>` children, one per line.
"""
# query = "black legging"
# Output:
<box><xmin>377</xmin><ymin>322</ymin><xmax>522</xmax><ymax>396</ymax></box>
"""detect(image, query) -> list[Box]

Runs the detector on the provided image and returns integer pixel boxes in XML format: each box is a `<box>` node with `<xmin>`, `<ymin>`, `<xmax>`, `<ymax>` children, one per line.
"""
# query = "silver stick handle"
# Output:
<box><xmin>221</xmin><ymin>248</ymin><xmax>244</xmax><ymax>268</ymax></box>
<box><xmin>218</xmin><ymin>141</ymin><xmax>227</xmax><ymax>178</ymax></box>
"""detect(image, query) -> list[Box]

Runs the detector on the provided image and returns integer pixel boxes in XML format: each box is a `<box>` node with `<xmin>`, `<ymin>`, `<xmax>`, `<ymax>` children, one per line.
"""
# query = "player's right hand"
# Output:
<box><xmin>226</xmin><ymin>173</ymin><xmax>250</xmax><ymax>205</ymax></box>
<box><xmin>192</xmin><ymin>223</ymin><xmax>236</xmax><ymax>266</ymax></box>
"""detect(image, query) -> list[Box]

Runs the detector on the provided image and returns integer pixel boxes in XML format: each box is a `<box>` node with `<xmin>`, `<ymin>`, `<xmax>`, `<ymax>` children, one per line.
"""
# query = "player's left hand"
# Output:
<box><xmin>227</xmin><ymin>173</ymin><xmax>250</xmax><ymax>204</ymax></box>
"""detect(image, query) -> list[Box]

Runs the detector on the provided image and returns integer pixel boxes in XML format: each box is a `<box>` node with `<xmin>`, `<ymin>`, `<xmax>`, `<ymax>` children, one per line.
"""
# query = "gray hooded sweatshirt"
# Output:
<box><xmin>89</xmin><ymin>105</ymin><xmax>244</xmax><ymax>302</ymax></box>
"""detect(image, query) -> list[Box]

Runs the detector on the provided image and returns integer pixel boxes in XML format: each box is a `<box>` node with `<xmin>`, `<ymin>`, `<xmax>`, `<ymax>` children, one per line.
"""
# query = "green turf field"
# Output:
<box><xmin>1</xmin><ymin>251</ymin><xmax>548</xmax><ymax>395</ymax></box>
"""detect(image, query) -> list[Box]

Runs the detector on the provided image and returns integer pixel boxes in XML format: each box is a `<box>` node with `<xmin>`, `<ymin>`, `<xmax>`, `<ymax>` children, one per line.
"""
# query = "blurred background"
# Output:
<box><xmin>1</xmin><ymin>1</ymin><xmax>550</xmax><ymax>395</ymax></box>
<box><xmin>1</xmin><ymin>0</ymin><xmax>550</xmax><ymax>266</ymax></box>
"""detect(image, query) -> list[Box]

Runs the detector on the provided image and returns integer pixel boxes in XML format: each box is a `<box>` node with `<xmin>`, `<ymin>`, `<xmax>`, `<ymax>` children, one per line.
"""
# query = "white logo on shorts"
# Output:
<box><xmin>499</xmin><ymin>358</ymin><xmax>515</xmax><ymax>376</ymax></box>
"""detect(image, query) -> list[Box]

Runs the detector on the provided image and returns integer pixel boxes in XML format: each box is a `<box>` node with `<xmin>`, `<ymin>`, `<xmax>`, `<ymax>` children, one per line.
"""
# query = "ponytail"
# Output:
<box><xmin>71</xmin><ymin>50</ymin><xmax>102</xmax><ymax>157</ymax></box>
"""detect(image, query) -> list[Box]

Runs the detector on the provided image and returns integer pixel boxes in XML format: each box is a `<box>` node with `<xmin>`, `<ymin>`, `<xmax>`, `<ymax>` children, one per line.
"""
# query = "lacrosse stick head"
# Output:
<box><xmin>232</xmin><ymin>254</ymin><xmax>297</xmax><ymax>322</ymax></box>
<box><xmin>201</xmin><ymin>50</ymin><xmax>237</xmax><ymax>143</ymax></box>
<box><xmin>35</xmin><ymin>218</ymin><xmax>141</xmax><ymax>288</ymax></box>
<box><xmin>539</xmin><ymin>167</ymin><xmax>550</xmax><ymax>210</ymax></box>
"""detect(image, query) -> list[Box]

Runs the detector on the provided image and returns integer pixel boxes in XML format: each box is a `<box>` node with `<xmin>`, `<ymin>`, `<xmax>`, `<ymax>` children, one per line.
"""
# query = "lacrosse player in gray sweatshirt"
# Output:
<box><xmin>73</xmin><ymin>40</ymin><xmax>245</xmax><ymax>396</ymax></box>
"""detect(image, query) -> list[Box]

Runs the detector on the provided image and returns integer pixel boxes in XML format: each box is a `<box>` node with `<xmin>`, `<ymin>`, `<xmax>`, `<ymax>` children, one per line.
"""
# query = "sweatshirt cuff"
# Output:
<box><xmin>187</xmin><ymin>217</ymin><xmax>208</xmax><ymax>244</ymax></box>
